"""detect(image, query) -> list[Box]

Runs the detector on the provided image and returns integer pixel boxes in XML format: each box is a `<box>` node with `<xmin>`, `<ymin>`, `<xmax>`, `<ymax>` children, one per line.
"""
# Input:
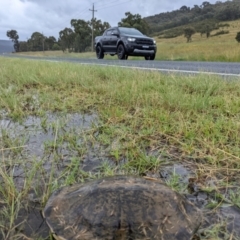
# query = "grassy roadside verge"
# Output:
<box><xmin>0</xmin><ymin>57</ymin><xmax>240</xmax><ymax>239</ymax></box>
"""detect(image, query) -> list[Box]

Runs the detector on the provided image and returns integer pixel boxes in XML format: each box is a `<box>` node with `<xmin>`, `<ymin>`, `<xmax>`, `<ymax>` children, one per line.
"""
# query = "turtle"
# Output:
<box><xmin>43</xmin><ymin>175</ymin><xmax>202</xmax><ymax>240</ymax></box>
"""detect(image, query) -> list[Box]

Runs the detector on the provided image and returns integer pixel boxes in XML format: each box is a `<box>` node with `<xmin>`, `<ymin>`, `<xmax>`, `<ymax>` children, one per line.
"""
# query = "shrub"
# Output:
<box><xmin>236</xmin><ymin>32</ymin><xmax>240</xmax><ymax>43</ymax></box>
<box><xmin>52</xmin><ymin>43</ymin><xmax>60</xmax><ymax>51</ymax></box>
<box><xmin>184</xmin><ymin>27</ymin><xmax>196</xmax><ymax>42</ymax></box>
<box><xmin>211</xmin><ymin>30</ymin><xmax>229</xmax><ymax>37</ymax></box>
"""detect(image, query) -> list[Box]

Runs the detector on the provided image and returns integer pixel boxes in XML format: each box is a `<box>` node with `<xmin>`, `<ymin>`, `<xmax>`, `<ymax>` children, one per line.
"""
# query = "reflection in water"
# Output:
<box><xmin>0</xmin><ymin>112</ymin><xmax>98</xmax><ymax>158</ymax></box>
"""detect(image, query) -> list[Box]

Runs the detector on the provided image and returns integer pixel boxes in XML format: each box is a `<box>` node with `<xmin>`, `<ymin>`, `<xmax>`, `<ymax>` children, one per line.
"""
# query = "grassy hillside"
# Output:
<box><xmin>144</xmin><ymin>0</ymin><xmax>240</xmax><ymax>36</ymax></box>
<box><xmin>155</xmin><ymin>19</ymin><xmax>240</xmax><ymax>62</ymax></box>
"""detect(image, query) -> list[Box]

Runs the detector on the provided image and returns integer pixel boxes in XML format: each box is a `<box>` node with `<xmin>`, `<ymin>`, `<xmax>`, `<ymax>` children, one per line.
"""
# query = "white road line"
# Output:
<box><xmin>41</xmin><ymin>59</ymin><xmax>240</xmax><ymax>77</ymax></box>
<box><xmin>43</xmin><ymin>60</ymin><xmax>60</xmax><ymax>63</ymax></box>
<box><xmin>79</xmin><ymin>62</ymin><xmax>240</xmax><ymax>77</ymax></box>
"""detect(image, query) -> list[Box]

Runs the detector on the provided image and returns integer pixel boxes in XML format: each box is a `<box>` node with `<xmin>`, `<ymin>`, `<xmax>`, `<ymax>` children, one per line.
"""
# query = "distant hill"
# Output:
<box><xmin>144</xmin><ymin>0</ymin><xmax>240</xmax><ymax>36</ymax></box>
<box><xmin>0</xmin><ymin>40</ymin><xmax>14</xmax><ymax>54</ymax></box>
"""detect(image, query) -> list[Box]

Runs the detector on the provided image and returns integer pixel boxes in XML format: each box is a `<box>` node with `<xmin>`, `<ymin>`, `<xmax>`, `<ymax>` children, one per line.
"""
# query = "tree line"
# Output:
<box><xmin>6</xmin><ymin>12</ymin><xmax>148</xmax><ymax>53</ymax></box>
<box><xmin>6</xmin><ymin>18</ymin><xmax>110</xmax><ymax>53</ymax></box>
<box><xmin>145</xmin><ymin>0</ymin><xmax>240</xmax><ymax>35</ymax></box>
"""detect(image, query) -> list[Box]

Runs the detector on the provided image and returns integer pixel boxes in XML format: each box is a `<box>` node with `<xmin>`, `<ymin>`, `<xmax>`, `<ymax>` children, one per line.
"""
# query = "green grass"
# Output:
<box><xmin>0</xmin><ymin>57</ymin><xmax>240</xmax><ymax>239</ymax></box>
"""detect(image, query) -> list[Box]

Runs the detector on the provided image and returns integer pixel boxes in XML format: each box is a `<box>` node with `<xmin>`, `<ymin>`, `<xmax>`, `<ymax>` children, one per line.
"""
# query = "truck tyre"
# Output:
<box><xmin>96</xmin><ymin>45</ymin><xmax>104</xmax><ymax>59</ymax></box>
<box><xmin>145</xmin><ymin>54</ymin><xmax>155</xmax><ymax>60</ymax></box>
<box><xmin>117</xmin><ymin>44</ymin><xmax>127</xmax><ymax>60</ymax></box>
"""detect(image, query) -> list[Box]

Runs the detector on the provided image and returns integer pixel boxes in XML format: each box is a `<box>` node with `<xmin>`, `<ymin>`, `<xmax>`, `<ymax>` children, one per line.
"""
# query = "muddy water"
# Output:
<box><xmin>0</xmin><ymin>112</ymin><xmax>103</xmax><ymax>239</ymax></box>
<box><xmin>1</xmin><ymin>112</ymin><xmax>98</xmax><ymax>157</ymax></box>
<box><xmin>0</xmin><ymin>112</ymin><xmax>103</xmax><ymax>172</ymax></box>
<box><xmin>1</xmin><ymin>112</ymin><xmax>240</xmax><ymax>239</ymax></box>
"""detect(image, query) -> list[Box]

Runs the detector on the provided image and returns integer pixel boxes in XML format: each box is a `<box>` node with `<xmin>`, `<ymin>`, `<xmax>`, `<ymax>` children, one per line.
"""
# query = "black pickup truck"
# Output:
<box><xmin>94</xmin><ymin>27</ymin><xmax>157</xmax><ymax>60</ymax></box>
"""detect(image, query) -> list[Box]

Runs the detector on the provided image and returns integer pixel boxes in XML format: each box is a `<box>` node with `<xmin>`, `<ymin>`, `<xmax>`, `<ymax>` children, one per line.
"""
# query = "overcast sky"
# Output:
<box><xmin>1</xmin><ymin>0</ymin><xmax>221</xmax><ymax>41</ymax></box>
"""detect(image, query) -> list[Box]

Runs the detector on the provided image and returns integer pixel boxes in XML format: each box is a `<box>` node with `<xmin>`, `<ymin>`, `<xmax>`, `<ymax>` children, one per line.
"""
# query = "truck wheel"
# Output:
<box><xmin>117</xmin><ymin>44</ymin><xmax>127</xmax><ymax>60</ymax></box>
<box><xmin>145</xmin><ymin>54</ymin><xmax>155</xmax><ymax>60</ymax></box>
<box><xmin>96</xmin><ymin>45</ymin><xmax>104</xmax><ymax>59</ymax></box>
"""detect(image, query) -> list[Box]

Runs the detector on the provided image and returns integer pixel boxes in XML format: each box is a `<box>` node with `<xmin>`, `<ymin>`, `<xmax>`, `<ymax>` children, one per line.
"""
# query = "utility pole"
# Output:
<box><xmin>42</xmin><ymin>32</ymin><xmax>45</xmax><ymax>53</ymax></box>
<box><xmin>89</xmin><ymin>3</ymin><xmax>97</xmax><ymax>52</ymax></box>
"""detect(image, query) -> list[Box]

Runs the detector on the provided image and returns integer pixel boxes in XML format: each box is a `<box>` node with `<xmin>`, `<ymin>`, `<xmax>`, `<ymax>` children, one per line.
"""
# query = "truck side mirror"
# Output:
<box><xmin>112</xmin><ymin>32</ymin><xmax>119</xmax><ymax>37</ymax></box>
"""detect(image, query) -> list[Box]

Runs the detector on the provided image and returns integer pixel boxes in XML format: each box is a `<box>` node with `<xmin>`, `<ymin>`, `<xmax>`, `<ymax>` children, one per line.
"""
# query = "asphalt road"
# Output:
<box><xmin>2</xmin><ymin>53</ymin><xmax>240</xmax><ymax>78</ymax></box>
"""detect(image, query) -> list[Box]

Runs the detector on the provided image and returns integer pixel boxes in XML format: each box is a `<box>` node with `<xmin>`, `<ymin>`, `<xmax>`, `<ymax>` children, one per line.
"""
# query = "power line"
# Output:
<box><xmin>95</xmin><ymin>0</ymin><xmax>120</xmax><ymax>9</ymax></box>
<box><xmin>97</xmin><ymin>0</ymin><xmax>133</xmax><ymax>11</ymax></box>
<box><xmin>77</xmin><ymin>8</ymin><xmax>90</xmax><ymax>16</ymax></box>
<box><xmin>74</xmin><ymin>0</ymin><xmax>132</xmax><ymax>22</ymax></box>
<box><xmin>81</xmin><ymin>0</ymin><xmax>120</xmax><ymax>17</ymax></box>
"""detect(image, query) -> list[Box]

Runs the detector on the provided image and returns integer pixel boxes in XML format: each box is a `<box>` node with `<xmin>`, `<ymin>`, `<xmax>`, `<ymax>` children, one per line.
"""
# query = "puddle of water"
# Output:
<box><xmin>0</xmin><ymin>112</ymin><xmax>102</xmax><ymax>189</ymax></box>
<box><xmin>0</xmin><ymin>112</ymin><xmax>103</xmax><ymax>239</ymax></box>
<box><xmin>1</xmin><ymin>112</ymin><xmax>98</xmax><ymax>158</ymax></box>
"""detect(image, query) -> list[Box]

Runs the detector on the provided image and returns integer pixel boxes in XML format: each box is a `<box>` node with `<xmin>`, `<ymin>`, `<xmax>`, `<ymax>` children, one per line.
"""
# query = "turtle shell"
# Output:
<box><xmin>43</xmin><ymin>176</ymin><xmax>202</xmax><ymax>240</ymax></box>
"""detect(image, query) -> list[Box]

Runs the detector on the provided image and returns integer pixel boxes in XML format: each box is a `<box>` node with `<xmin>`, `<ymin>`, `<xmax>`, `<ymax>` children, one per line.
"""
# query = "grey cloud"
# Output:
<box><xmin>0</xmin><ymin>0</ymin><xmax>219</xmax><ymax>40</ymax></box>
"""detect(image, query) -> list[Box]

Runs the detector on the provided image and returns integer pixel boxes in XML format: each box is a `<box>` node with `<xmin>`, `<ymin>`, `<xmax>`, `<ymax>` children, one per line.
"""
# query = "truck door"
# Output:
<box><xmin>102</xmin><ymin>30</ymin><xmax>112</xmax><ymax>52</ymax></box>
<box><xmin>109</xmin><ymin>28</ymin><xmax>119</xmax><ymax>52</ymax></box>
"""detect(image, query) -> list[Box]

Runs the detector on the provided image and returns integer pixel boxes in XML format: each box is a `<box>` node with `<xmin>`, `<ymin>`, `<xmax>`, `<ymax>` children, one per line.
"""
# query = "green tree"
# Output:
<box><xmin>71</xmin><ymin>19</ymin><xmax>91</xmax><ymax>52</ymax></box>
<box><xmin>88</xmin><ymin>18</ymin><xmax>110</xmax><ymax>38</ymax></box>
<box><xmin>52</xmin><ymin>43</ymin><xmax>60</xmax><ymax>51</ymax></box>
<box><xmin>59</xmin><ymin>28</ymin><xmax>75</xmax><ymax>52</ymax></box>
<box><xmin>216</xmin><ymin>4</ymin><xmax>240</xmax><ymax>21</ymax></box>
<box><xmin>180</xmin><ymin>6</ymin><xmax>190</xmax><ymax>12</ymax></box>
<box><xmin>28</xmin><ymin>32</ymin><xmax>46</xmax><ymax>51</ymax></box>
<box><xmin>184</xmin><ymin>27</ymin><xmax>196</xmax><ymax>42</ymax></box>
<box><xmin>6</xmin><ymin>30</ymin><xmax>19</xmax><ymax>41</ymax></box>
<box><xmin>236</xmin><ymin>32</ymin><xmax>240</xmax><ymax>43</ymax></box>
<box><xmin>6</xmin><ymin>29</ymin><xmax>20</xmax><ymax>52</ymax></box>
<box><xmin>118</xmin><ymin>12</ymin><xmax>149</xmax><ymax>34</ymax></box>
<box><xmin>192</xmin><ymin>5</ymin><xmax>201</xmax><ymax>13</ymax></box>
<box><xmin>199</xmin><ymin>24</ymin><xmax>213</xmax><ymax>38</ymax></box>
<box><xmin>180</xmin><ymin>16</ymin><xmax>190</xmax><ymax>25</ymax></box>
<box><xmin>201</xmin><ymin>1</ymin><xmax>211</xmax><ymax>8</ymax></box>
<box><xmin>205</xmin><ymin>25</ymin><xmax>211</xmax><ymax>38</ymax></box>
<box><xmin>19</xmin><ymin>41</ymin><xmax>28</xmax><ymax>52</ymax></box>
<box><xmin>45</xmin><ymin>36</ymin><xmax>56</xmax><ymax>50</ymax></box>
